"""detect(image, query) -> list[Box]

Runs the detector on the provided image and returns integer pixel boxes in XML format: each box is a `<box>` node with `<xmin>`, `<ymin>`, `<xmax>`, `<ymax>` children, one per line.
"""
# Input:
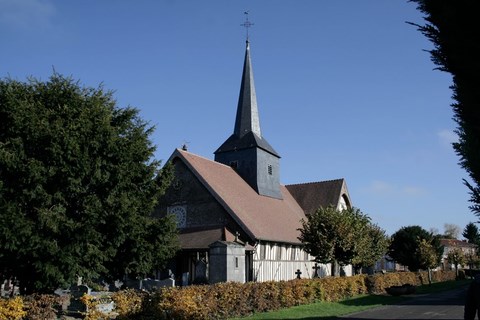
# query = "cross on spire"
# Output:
<box><xmin>241</xmin><ymin>11</ymin><xmax>254</xmax><ymax>41</ymax></box>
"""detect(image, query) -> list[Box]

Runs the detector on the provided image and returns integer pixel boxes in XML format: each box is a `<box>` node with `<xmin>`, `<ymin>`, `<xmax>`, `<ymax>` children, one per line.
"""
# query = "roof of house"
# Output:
<box><xmin>286</xmin><ymin>179</ymin><xmax>349</xmax><ymax>215</ymax></box>
<box><xmin>171</xmin><ymin>148</ymin><xmax>306</xmax><ymax>244</ymax></box>
<box><xmin>440</xmin><ymin>238</ymin><xmax>477</xmax><ymax>248</ymax></box>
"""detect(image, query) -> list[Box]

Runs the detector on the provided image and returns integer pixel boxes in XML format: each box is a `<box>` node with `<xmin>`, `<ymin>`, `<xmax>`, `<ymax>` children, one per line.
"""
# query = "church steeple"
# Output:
<box><xmin>215</xmin><ymin>41</ymin><xmax>282</xmax><ymax>199</ymax></box>
<box><xmin>234</xmin><ymin>41</ymin><xmax>261</xmax><ymax>138</ymax></box>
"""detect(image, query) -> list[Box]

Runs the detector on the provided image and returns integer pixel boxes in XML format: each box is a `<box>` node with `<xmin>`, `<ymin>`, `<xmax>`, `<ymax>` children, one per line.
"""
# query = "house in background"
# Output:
<box><xmin>439</xmin><ymin>238</ymin><xmax>477</xmax><ymax>270</ymax></box>
<box><xmin>155</xmin><ymin>40</ymin><xmax>352</xmax><ymax>285</ymax></box>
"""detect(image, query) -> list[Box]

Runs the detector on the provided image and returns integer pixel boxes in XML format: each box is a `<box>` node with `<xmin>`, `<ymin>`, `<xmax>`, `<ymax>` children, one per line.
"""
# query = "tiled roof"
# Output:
<box><xmin>172</xmin><ymin>149</ymin><xmax>306</xmax><ymax>244</ymax></box>
<box><xmin>179</xmin><ymin>227</ymin><xmax>224</xmax><ymax>250</ymax></box>
<box><xmin>440</xmin><ymin>238</ymin><xmax>477</xmax><ymax>248</ymax></box>
<box><xmin>286</xmin><ymin>179</ymin><xmax>348</xmax><ymax>215</ymax></box>
<box><xmin>215</xmin><ymin>131</ymin><xmax>280</xmax><ymax>157</ymax></box>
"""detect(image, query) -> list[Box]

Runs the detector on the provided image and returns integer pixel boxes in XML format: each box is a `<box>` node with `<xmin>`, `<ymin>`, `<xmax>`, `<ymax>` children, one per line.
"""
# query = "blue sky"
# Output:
<box><xmin>0</xmin><ymin>0</ymin><xmax>474</xmax><ymax>236</ymax></box>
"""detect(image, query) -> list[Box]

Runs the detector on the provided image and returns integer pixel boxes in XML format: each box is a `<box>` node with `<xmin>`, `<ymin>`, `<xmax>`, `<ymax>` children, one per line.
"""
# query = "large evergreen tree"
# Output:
<box><xmin>0</xmin><ymin>74</ymin><xmax>178</xmax><ymax>293</ymax></box>
<box><xmin>463</xmin><ymin>222</ymin><xmax>480</xmax><ymax>244</ymax></box>
<box><xmin>410</xmin><ymin>0</ymin><xmax>480</xmax><ymax>215</ymax></box>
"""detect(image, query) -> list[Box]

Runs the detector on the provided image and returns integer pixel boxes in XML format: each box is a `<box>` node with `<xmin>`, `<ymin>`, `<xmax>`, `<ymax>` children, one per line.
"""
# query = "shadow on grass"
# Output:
<box><xmin>231</xmin><ymin>281</ymin><xmax>471</xmax><ymax>320</ymax></box>
<box><xmin>257</xmin><ymin>287</ymin><xmax>469</xmax><ymax>320</ymax></box>
<box><xmin>339</xmin><ymin>294</ymin><xmax>406</xmax><ymax>306</ymax></box>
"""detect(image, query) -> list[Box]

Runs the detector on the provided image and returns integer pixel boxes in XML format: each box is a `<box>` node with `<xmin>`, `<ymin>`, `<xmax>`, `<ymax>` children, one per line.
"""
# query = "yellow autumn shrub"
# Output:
<box><xmin>111</xmin><ymin>289</ymin><xmax>146</xmax><ymax>319</ymax></box>
<box><xmin>0</xmin><ymin>297</ymin><xmax>26</xmax><ymax>320</ymax></box>
<box><xmin>81</xmin><ymin>294</ymin><xmax>109</xmax><ymax>320</ymax></box>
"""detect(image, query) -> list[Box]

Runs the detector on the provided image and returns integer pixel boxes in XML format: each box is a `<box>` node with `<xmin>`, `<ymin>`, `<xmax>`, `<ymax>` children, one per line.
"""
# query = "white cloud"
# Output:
<box><xmin>367</xmin><ymin>180</ymin><xmax>394</xmax><ymax>195</ymax></box>
<box><xmin>402</xmin><ymin>186</ymin><xmax>427</xmax><ymax>196</ymax></box>
<box><xmin>437</xmin><ymin>129</ymin><xmax>458</xmax><ymax>147</ymax></box>
<box><xmin>363</xmin><ymin>180</ymin><xmax>426</xmax><ymax>197</ymax></box>
<box><xmin>0</xmin><ymin>0</ymin><xmax>56</xmax><ymax>30</ymax></box>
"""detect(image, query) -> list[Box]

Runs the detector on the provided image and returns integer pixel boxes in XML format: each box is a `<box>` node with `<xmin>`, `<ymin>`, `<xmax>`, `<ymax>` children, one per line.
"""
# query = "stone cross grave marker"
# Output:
<box><xmin>312</xmin><ymin>263</ymin><xmax>321</xmax><ymax>278</ymax></box>
<box><xmin>295</xmin><ymin>269</ymin><xmax>302</xmax><ymax>279</ymax></box>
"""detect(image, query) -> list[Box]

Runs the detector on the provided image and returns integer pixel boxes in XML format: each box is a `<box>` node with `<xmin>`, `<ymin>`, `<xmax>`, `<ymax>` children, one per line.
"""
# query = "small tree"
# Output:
<box><xmin>351</xmin><ymin>223</ymin><xmax>389</xmax><ymax>274</ymax></box>
<box><xmin>417</xmin><ymin>238</ymin><xmax>441</xmax><ymax>284</ymax></box>
<box><xmin>447</xmin><ymin>247</ymin><xmax>466</xmax><ymax>279</ymax></box>
<box><xmin>465</xmin><ymin>252</ymin><xmax>480</xmax><ymax>270</ymax></box>
<box><xmin>298</xmin><ymin>206</ymin><xmax>381</xmax><ymax>276</ymax></box>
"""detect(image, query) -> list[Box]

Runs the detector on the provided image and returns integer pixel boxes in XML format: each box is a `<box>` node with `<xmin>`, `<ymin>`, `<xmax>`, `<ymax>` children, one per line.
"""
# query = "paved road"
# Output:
<box><xmin>340</xmin><ymin>286</ymin><xmax>468</xmax><ymax>320</ymax></box>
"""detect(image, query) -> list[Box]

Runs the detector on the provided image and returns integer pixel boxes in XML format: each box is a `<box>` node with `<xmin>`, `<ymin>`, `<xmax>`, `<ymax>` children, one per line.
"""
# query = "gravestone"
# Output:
<box><xmin>108</xmin><ymin>280</ymin><xmax>123</xmax><ymax>292</ymax></box>
<box><xmin>91</xmin><ymin>291</ymin><xmax>115</xmax><ymax>314</ymax></box>
<box><xmin>125</xmin><ymin>279</ymin><xmax>142</xmax><ymax>290</ymax></box>
<box><xmin>0</xmin><ymin>280</ymin><xmax>9</xmax><ymax>298</ymax></box>
<box><xmin>159</xmin><ymin>269</ymin><xmax>174</xmax><ymax>280</ymax></box>
<box><xmin>68</xmin><ymin>284</ymin><xmax>90</xmax><ymax>313</ymax></box>
<box><xmin>142</xmin><ymin>278</ymin><xmax>175</xmax><ymax>291</ymax></box>
<box><xmin>1</xmin><ymin>279</ymin><xmax>18</xmax><ymax>297</ymax></box>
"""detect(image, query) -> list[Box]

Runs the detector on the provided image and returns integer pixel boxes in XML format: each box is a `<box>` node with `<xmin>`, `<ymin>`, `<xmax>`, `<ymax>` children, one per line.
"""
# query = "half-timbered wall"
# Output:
<box><xmin>252</xmin><ymin>241</ymin><xmax>332</xmax><ymax>282</ymax></box>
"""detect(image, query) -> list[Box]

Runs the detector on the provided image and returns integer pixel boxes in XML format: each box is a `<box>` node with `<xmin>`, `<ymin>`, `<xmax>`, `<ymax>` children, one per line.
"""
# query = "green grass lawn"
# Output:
<box><xmin>229</xmin><ymin>279</ymin><xmax>471</xmax><ymax>320</ymax></box>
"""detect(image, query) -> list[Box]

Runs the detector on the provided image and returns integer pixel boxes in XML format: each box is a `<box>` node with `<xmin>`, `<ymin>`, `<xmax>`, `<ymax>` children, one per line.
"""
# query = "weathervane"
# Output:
<box><xmin>241</xmin><ymin>11</ymin><xmax>254</xmax><ymax>41</ymax></box>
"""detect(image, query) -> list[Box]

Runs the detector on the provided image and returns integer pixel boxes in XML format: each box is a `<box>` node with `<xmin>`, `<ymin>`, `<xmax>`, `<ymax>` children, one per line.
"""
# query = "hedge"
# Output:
<box><xmin>111</xmin><ymin>270</ymin><xmax>458</xmax><ymax>320</ymax></box>
<box><xmin>0</xmin><ymin>270</ymin><xmax>459</xmax><ymax>320</ymax></box>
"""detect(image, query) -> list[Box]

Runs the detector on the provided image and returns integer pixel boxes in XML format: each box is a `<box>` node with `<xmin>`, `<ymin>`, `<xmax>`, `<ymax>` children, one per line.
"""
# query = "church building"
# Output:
<box><xmin>156</xmin><ymin>40</ymin><xmax>352</xmax><ymax>285</ymax></box>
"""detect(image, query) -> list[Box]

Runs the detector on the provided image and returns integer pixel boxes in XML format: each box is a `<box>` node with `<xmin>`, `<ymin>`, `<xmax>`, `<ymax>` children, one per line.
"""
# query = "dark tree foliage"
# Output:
<box><xmin>410</xmin><ymin>0</ymin><xmax>480</xmax><ymax>215</ymax></box>
<box><xmin>388</xmin><ymin>225</ymin><xmax>443</xmax><ymax>271</ymax></box>
<box><xmin>463</xmin><ymin>222</ymin><xmax>480</xmax><ymax>245</ymax></box>
<box><xmin>0</xmin><ymin>74</ymin><xmax>179</xmax><ymax>293</ymax></box>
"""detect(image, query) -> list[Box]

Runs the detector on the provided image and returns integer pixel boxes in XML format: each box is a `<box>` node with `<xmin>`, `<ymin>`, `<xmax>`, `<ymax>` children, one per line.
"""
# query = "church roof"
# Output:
<box><xmin>171</xmin><ymin>148</ymin><xmax>306</xmax><ymax>244</ymax></box>
<box><xmin>235</xmin><ymin>41</ymin><xmax>260</xmax><ymax>138</ymax></box>
<box><xmin>215</xmin><ymin>41</ymin><xmax>279</xmax><ymax>157</ymax></box>
<box><xmin>179</xmin><ymin>227</ymin><xmax>224</xmax><ymax>250</ymax></box>
<box><xmin>215</xmin><ymin>131</ymin><xmax>280</xmax><ymax>157</ymax></box>
<box><xmin>286</xmin><ymin>179</ymin><xmax>350</xmax><ymax>215</ymax></box>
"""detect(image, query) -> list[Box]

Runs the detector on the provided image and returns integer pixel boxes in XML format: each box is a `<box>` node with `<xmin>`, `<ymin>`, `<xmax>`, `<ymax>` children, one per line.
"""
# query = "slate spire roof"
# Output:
<box><xmin>235</xmin><ymin>40</ymin><xmax>261</xmax><ymax>138</ymax></box>
<box><xmin>215</xmin><ymin>41</ymin><xmax>279</xmax><ymax>157</ymax></box>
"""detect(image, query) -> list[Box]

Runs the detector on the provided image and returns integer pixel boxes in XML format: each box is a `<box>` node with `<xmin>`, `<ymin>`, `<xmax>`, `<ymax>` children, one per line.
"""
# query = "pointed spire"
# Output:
<box><xmin>234</xmin><ymin>41</ymin><xmax>261</xmax><ymax>138</ymax></box>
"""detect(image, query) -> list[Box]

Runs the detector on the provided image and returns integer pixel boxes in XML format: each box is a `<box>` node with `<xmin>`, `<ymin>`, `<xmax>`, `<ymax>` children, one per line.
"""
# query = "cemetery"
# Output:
<box><xmin>0</xmin><ymin>270</ymin><xmax>459</xmax><ymax>319</ymax></box>
<box><xmin>0</xmin><ymin>1</ymin><xmax>477</xmax><ymax>319</ymax></box>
